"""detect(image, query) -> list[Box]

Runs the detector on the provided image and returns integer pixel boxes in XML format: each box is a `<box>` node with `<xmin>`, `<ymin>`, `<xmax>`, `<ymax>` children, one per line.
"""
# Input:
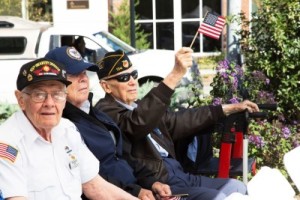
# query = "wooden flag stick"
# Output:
<box><xmin>190</xmin><ymin>11</ymin><xmax>209</xmax><ymax>48</ymax></box>
<box><xmin>189</xmin><ymin>31</ymin><xmax>199</xmax><ymax>48</ymax></box>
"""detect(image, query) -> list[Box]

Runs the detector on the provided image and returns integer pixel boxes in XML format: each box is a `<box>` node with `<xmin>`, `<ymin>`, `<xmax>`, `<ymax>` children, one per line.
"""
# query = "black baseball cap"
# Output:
<box><xmin>16</xmin><ymin>58</ymin><xmax>72</xmax><ymax>91</ymax></box>
<box><xmin>96</xmin><ymin>49</ymin><xmax>132</xmax><ymax>80</ymax></box>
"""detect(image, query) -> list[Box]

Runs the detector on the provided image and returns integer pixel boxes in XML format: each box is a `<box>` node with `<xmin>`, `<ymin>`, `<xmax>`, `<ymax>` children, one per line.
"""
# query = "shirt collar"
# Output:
<box><xmin>115</xmin><ymin>99</ymin><xmax>137</xmax><ymax>111</ymax></box>
<box><xmin>16</xmin><ymin>111</ymin><xmax>48</xmax><ymax>146</ymax></box>
<box><xmin>80</xmin><ymin>100</ymin><xmax>91</xmax><ymax>114</ymax></box>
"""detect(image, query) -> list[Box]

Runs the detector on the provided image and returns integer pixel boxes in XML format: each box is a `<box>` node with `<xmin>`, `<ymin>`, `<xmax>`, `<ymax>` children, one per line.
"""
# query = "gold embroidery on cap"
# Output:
<box><xmin>107</xmin><ymin>54</ymin><xmax>123</xmax><ymax>76</ymax></box>
<box><xmin>43</xmin><ymin>65</ymin><xmax>50</xmax><ymax>72</ymax></box>
<box><xmin>97</xmin><ymin>61</ymin><xmax>104</xmax><ymax>69</ymax></box>
<box><xmin>122</xmin><ymin>60</ymin><xmax>129</xmax><ymax>68</ymax></box>
<box><xmin>27</xmin><ymin>74</ymin><xmax>33</xmax><ymax>82</ymax></box>
<box><xmin>22</xmin><ymin>69</ymin><xmax>27</xmax><ymax>77</ymax></box>
<box><xmin>115</xmin><ymin>66</ymin><xmax>123</xmax><ymax>72</ymax></box>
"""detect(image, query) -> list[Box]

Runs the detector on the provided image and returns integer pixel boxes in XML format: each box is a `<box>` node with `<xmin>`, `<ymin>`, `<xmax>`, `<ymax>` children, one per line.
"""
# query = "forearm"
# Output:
<box><xmin>163</xmin><ymin>69</ymin><xmax>186</xmax><ymax>90</ymax></box>
<box><xmin>222</xmin><ymin>100</ymin><xmax>259</xmax><ymax>116</ymax></box>
<box><xmin>162</xmin><ymin>47</ymin><xmax>193</xmax><ymax>90</ymax></box>
<box><xmin>222</xmin><ymin>104</ymin><xmax>241</xmax><ymax>116</ymax></box>
<box><xmin>83</xmin><ymin>175</ymin><xmax>139</xmax><ymax>200</ymax></box>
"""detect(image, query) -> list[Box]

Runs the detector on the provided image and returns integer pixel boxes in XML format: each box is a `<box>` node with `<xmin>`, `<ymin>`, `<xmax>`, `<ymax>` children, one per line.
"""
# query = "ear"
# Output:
<box><xmin>100</xmin><ymin>81</ymin><xmax>112</xmax><ymax>94</ymax></box>
<box><xmin>15</xmin><ymin>90</ymin><xmax>26</xmax><ymax>110</ymax></box>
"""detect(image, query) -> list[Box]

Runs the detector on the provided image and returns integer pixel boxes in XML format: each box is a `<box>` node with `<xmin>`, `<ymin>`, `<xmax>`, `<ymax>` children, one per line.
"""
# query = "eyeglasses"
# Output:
<box><xmin>23</xmin><ymin>90</ymin><xmax>67</xmax><ymax>103</ymax></box>
<box><xmin>104</xmin><ymin>70</ymin><xmax>138</xmax><ymax>82</ymax></box>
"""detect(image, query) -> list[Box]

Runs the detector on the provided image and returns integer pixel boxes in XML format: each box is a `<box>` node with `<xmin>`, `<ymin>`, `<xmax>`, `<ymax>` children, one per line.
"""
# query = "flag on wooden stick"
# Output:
<box><xmin>189</xmin><ymin>12</ymin><xmax>226</xmax><ymax>48</ymax></box>
<box><xmin>198</xmin><ymin>12</ymin><xmax>226</xmax><ymax>40</ymax></box>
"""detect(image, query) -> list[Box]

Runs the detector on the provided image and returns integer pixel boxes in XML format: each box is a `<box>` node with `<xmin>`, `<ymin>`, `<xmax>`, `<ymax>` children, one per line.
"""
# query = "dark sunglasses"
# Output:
<box><xmin>104</xmin><ymin>70</ymin><xmax>138</xmax><ymax>82</ymax></box>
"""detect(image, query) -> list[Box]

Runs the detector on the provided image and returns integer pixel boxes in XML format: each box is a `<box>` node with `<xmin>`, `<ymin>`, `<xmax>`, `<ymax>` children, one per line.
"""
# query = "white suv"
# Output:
<box><xmin>0</xmin><ymin>16</ymin><xmax>199</xmax><ymax>104</ymax></box>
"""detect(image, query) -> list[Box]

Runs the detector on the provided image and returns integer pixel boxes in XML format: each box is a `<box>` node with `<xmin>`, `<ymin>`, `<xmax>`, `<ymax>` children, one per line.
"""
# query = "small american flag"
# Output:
<box><xmin>198</xmin><ymin>12</ymin><xmax>226</xmax><ymax>40</ymax></box>
<box><xmin>162</xmin><ymin>197</ymin><xmax>181</xmax><ymax>200</ymax></box>
<box><xmin>168</xmin><ymin>197</ymin><xmax>181</xmax><ymax>200</ymax></box>
<box><xmin>0</xmin><ymin>143</ymin><xmax>18</xmax><ymax>163</ymax></box>
<box><xmin>162</xmin><ymin>195</ymin><xmax>188</xmax><ymax>200</ymax></box>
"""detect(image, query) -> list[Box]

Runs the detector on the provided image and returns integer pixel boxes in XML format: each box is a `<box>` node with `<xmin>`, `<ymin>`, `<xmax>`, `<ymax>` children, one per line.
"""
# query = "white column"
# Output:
<box><xmin>173</xmin><ymin>1</ymin><xmax>182</xmax><ymax>51</ymax></box>
<box><xmin>21</xmin><ymin>0</ymin><xmax>28</xmax><ymax>19</ymax></box>
<box><xmin>51</xmin><ymin>0</ymin><xmax>108</xmax><ymax>31</ymax></box>
<box><xmin>226</xmin><ymin>0</ymin><xmax>242</xmax><ymax>64</ymax></box>
<box><xmin>152</xmin><ymin>0</ymin><xmax>157</xmax><ymax>49</ymax></box>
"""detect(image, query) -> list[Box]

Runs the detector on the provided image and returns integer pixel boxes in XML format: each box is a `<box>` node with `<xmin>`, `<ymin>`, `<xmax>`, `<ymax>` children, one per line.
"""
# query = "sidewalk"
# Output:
<box><xmin>199</xmin><ymin>69</ymin><xmax>216</xmax><ymax>96</ymax></box>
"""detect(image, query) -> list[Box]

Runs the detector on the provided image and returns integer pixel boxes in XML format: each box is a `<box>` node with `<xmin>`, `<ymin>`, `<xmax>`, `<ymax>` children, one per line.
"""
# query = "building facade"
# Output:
<box><xmin>109</xmin><ymin>0</ymin><xmax>257</xmax><ymax>56</ymax></box>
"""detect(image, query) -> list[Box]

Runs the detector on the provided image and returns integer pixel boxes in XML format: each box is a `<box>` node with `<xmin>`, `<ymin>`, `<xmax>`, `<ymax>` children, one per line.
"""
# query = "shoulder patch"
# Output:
<box><xmin>0</xmin><ymin>142</ymin><xmax>18</xmax><ymax>163</ymax></box>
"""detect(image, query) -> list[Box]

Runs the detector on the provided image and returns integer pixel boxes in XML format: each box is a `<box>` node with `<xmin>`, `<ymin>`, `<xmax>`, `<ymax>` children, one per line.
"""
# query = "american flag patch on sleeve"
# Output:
<box><xmin>0</xmin><ymin>143</ymin><xmax>18</xmax><ymax>163</ymax></box>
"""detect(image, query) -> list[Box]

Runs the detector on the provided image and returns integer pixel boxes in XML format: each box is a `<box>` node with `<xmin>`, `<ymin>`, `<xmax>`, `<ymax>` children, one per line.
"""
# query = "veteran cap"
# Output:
<box><xmin>16</xmin><ymin>58</ymin><xmax>72</xmax><ymax>91</ymax></box>
<box><xmin>45</xmin><ymin>46</ymin><xmax>98</xmax><ymax>75</ymax></box>
<box><xmin>96</xmin><ymin>49</ymin><xmax>132</xmax><ymax>80</ymax></box>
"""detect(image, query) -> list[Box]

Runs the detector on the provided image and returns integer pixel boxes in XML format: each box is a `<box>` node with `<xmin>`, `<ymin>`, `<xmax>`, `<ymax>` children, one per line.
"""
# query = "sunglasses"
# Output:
<box><xmin>104</xmin><ymin>70</ymin><xmax>138</xmax><ymax>82</ymax></box>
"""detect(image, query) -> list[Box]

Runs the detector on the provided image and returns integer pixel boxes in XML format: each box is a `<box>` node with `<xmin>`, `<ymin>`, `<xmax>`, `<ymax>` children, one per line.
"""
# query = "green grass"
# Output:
<box><xmin>197</xmin><ymin>54</ymin><xmax>225</xmax><ymax>70</ymax></box>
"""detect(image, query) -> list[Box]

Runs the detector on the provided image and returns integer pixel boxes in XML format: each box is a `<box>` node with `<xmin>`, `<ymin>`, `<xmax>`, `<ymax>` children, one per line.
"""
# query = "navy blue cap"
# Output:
<box><xmin>45</xmin><ymin>46</ymin><xmax>98</xmax><ymax>75</ymax></box>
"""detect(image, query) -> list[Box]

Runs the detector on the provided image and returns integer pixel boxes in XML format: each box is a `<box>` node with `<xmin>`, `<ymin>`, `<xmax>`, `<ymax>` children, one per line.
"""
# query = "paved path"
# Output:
<box><xmin>199</xmin><ymin>69</ymin><xmax>216</xmax><ymax>96</ymax></box>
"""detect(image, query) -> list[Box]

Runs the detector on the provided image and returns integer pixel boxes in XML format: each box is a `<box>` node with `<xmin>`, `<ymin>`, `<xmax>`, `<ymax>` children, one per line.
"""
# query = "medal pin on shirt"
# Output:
<box><xmin>65</xmin><ymin>146</ymin><xmax>79</xmax><ymax>170</ymax></box>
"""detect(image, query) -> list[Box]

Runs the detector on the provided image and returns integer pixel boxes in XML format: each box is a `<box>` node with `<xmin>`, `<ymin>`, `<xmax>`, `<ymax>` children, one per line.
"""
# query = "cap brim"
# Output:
<box><xmin>69</xmin><ymin>62</ymin><xmax>98</xmax><ymax>74</ymax></box>
<box><xmin>27</xmin><ymin>77</ymin><xmax>72</xmax><ymax>89</ymax></box>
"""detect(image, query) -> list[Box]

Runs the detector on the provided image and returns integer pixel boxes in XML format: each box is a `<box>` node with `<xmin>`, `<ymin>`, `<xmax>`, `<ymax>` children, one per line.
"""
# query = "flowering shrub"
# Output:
<box><xmin>237</xmin><ymin>0</ymin><xmax>300</xmax><ymax>122</ymax></box>
<box><xmin>0</xmin><ymin>103</ymin><xmax>19</xmax><ymax>125</ymax></box>
<box><xmin>210</xmin><ymin>59</ymin><xmax>300</xmax><ymax>176</ymax></box>
<box><xmin>210</xmin><ymin>59</ymin><xmax>244</xmax><ymax>105</ymax></box>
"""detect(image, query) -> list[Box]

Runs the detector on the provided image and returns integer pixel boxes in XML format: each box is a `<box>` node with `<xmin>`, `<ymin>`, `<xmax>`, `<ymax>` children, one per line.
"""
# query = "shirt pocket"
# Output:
<box><xmin>64</xmin><ymin>165</ymin><xmax>82</xmax><ymax>197</ymax></box>
<box><xmin>27</xmin><ymin>168</ymin><xmax>57</xmax><ymax>199</ymax></box>
<box><xmin>27</xmin><ymin>168</ymin><xmax>56</xmax><ymax>191</ymax></box>
<box><xmin>68</xmin><ymin>164</ymin><xmax>81</xmax><ymax>182</ymax></box>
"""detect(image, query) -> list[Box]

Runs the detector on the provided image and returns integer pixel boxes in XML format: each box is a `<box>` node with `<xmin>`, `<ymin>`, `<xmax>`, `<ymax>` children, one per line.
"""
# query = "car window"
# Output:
<box><xmin>93</xmin><ymin>31</ymin><xmax>136</xmax><ymax>54</ymax></box>
<box><xmin>79</xmin><ymin>36</ymin><xmax>108</xmax><ymax>63</ymax></box>
<box><xmin>0</xmin><ymin>37</ymin><xmax>27</xmax><ymax>54</ymax></box>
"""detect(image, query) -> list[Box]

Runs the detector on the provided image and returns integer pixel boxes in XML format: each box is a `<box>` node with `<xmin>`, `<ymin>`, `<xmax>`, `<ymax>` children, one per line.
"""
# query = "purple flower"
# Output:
<box><xmin>216</xmin><ymin>59</ymin><xmax>230</xmax><ymax>72</ymax></box>
<box><xmin>232</xmin><ymin>77</ymin><xmax>238</xmax><ymax>90</ymax></box>
<box><xmin>256</xmin><ymin>91</ymin><xmax>276</xmax><ymax>104</ymax></box>
<box><xmin>236</xmin><ymin>66</ymin><xmax>244</xmax><ymax>76</ymax></box>
<box><xmin>213</xmin><ymin>97</ymin><xmax>223</xmax><ymax>106</ymax></box>
<box><xmin>282</xmin><ymin>126</ymin><xmax>291</xmax><ymax>138</ymax></box>
<box><xmin>249</xmin><ymin>134</ymin><xmax>265</xmax><ymax>148</ymax></box>
<box><xmin>229</xmin><ymin>97</ymin><xmax>241</xmax><ymax>104</ymax></box>
<box><xmin>293</xmin><ymin>141</ymin><xmax>300</xmax><ymax>148</ymax></box>
<box><xmin>252</xmin><ymin>70</ymin><xmax>267</xmax><ymax>81</ymax></box>
<box><xmin>220</xmin><ymin>72</ymin><xmax>229</xmax><ymax>79</ymax></box>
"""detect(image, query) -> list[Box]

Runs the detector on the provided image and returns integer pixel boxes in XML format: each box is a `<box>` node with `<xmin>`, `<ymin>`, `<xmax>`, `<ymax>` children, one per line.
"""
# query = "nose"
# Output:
<box><xmin>78</xmin><ymin>72</ymin><xmax>89</xmax><ymax>82</ymax></box>
<box><xmin>43</xmin><ymin>93</ymin><xmax>56</xmax><ymax>106</ymax></box>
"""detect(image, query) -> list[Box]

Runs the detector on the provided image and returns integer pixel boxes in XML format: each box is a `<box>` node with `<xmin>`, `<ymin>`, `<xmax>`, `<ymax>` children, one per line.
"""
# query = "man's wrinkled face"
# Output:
<box><xmin>66</xmin><ymin>71</ymin><xmax>90</xmax><ymax>107</ymax></box>
<box><xmin>100</xmin><ymin>68</ymin><xmax>138</xmax><ymax>105</ymax></box>
<box><xmin>15</xmin><ymin>80</ymin><xmax>67</xmax><ymax>133</ymax></box>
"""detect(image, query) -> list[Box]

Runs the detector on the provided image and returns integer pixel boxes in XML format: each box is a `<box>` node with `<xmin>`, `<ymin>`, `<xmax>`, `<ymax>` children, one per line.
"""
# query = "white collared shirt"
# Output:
<box><xmin>0</xmin><ymin>111</ymin><xmax>99</xmax><ymax>199</ymax></box>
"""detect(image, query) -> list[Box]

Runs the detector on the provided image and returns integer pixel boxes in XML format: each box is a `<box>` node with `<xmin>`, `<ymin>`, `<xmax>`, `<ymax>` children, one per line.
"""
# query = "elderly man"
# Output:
<box><xmin>0</xmin><ymin>58</ymin><xmax>138</xmax><ymax>200</ymax></box>
<box><xmin>95</xmin><ymin>48</ymin><xmax>260</xmax><ymax>200</ymax></box>
<box><xmin>45</xmin><ymin>46</ymin><xmax>172</xmax><ymax>200</ymax></box>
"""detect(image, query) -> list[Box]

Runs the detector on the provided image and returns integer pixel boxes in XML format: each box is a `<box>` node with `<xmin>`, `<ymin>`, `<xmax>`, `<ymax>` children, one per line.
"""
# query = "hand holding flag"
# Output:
<box><xmin>190</xmin><ymin>12</ymin><xmax>226</xmax><ymax>48</ymax></box>
<box><xmin>161</xmin><ymin>193</ymin><xmax>189</xmax><ymax>200</ymax></box>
